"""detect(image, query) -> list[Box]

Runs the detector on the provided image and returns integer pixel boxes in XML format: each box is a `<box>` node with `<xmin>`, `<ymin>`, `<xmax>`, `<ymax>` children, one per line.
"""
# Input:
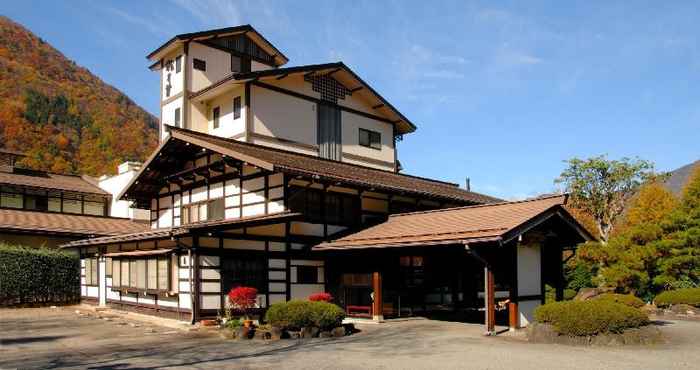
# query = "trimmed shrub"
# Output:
<box><xmin>534</xmin><ymin>300</ymin><xmax>649</xmax><ymax>336</ymax></box>
<box><xmin>655</xmin><ymin>288</ymin><xmax>700</xmax><ymax>308</ymax></box>
<box><xmin>593</xmin><ymin>293</ymin><xmax>645</xmax><ymax>308</ymax></box>
<box><xmin>265</xmin><ymin>300</ymin><xmax>345</xmax><ymax>330</ymax></box>
<box><xmin>310</xmin><ymin>301</ymin><xmax>345</xmax><ymax>330</ymax></box>
<box><xmin>0</xmin><ymin>244</ymin><xmax>80</xmax><ymax>306</ymax></box>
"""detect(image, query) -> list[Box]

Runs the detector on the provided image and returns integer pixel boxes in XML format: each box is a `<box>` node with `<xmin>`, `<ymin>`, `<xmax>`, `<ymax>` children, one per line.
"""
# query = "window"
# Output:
<box><xmin>325</xmin><ymin>192</ymin><xmax>358</xmax><ymax>226</ymax></box>
<box><xmin>297</xmin><ymin>265</ymin><xmax>319</xmax><ymax>284</ymax></box>
<box><xmin>208</xmin><ymin>198</ymin><xmax>225</xmax><ymax>221</ymax></box>
<box><xmin>213</xmin><ymin>106</ymin><xmax>220</xmax><ymax>129</ymax></box>
<box><xmin>221</xmin><ymin>257</ymin><xmax>266</xmax><ymax>292</ymax></box>
<box><xmin>400</xmin><ymin>256</ymin><xmax>424</xmax><ymax>287</ymax></box>
<box><xmin>359</xmin><ymin>128</ymin><xmax>381</xmax><ymax>150</ymax></box>
<box><xmin>106</xmin><ymin>257</ymin><xmax>112</xmax><ymax>276</ymax></box>
<box><xmin>24</xmin><ymin>192</ymin><xmax>48</xmax><ymax>211</ymax></box>
<box><xmin>84</xmin><ymin>258</ymin><xmax>98</xmax><ymax>286</ymax></box>
<box><xmin>175</xmin><ymin>55</ymin><xmax>182</xmax><ymax>73</ymax></box>
<box><xmin>0</xmin><ymin>188</ymin><xmax>22</xmax><ymax>209</ymax></box>
<box><xmin>112</xmin><ymin>259</ymin><xmax>120</xmax><ymax>287</ymax></box>
<box><xmin>233</xmin><ymin>96</ymin><xmax>241</xmax><ymax>120</ymax></box>
<box><xmin>193</xmin><ymin>58</ymin><xmax>206</xmax><ymax>71</ymax></box>
<box><xmin>112</xmin><ymin>257</ymin><xmax>173</xmax><ymax>292</ymax></box>
<box><xmin>174</xmin><ymin>107</ymin><xmax>181</xmax><ymax>128</ymax></box>
<box><xmin>231</xmin><ymin>55</ymin><xmax>241</xmax><ymax>72</ymax></box>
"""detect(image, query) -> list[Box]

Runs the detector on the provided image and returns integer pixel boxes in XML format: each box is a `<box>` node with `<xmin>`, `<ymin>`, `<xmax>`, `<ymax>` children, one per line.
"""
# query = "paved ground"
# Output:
<box><xmin>1</xmin><ymin>306</ymin><xmax>699</xmax><ymax>370</ymax></box>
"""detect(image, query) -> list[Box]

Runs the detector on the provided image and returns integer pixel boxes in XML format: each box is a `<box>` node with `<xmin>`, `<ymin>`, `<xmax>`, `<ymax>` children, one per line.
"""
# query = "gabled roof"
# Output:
<box><xmin>0</xmin><ymin>208</ymin><xmax>148</xmax><ymax>237</ymax></box>
<box><xmin>119</xmin><ymin>127</ymin><xmax>500</xmax><ymax>206</ymax></box>
<box><xmin>147</xmin><ymin>24</ymin><xmax>288</xmax><ymax>66</ymax></box>
<box><xmin>188</xmin><ymin>62</ymin><xmax>417</xmax><ymax>135</ymax></box>
<box><xmin>0</xmin><ymin>168</ymin><xmax>109</xmax><ymax>196</ymax></box>
<box><xmin>314</xmin><ymin>195</ymin><xmax>594</xmax><ymax>250</ymax></box>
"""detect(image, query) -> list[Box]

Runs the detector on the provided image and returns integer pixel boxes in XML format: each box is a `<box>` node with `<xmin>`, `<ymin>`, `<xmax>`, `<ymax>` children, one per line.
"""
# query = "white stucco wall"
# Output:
<box><xmin>161</xmin><ymin>96</ymin><xmax>184</xmax><ymax>140</ymax></box>
<box><xmin>517</xmin><ymin>243</ymin><xmax>542</xmax><ymax>326</ymax></box>
<box><xmin>205</xmin><ymin>86</ymin><xmax>246</xmax><ymax>138</ymax></box>
<box><xmin>98</xmin><ymin>163</ymin><xmax>149</xmax><ymax>221</ymax></box>
<box><xmin>189</xmin><ymin>42</ymin><xmax>232</xmax><ymax>92</ymax></box>
<box><xmin>161</xmin><ymin>48</ymin><xmax>184</xmax><ymax>101</ymax></box>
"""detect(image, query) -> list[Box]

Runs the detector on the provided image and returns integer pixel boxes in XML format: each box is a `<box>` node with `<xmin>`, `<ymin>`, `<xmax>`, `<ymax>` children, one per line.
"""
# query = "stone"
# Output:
<box><xmin>269</xmin><ymin>326</ymin><xmax>283</xmax><ymax>340</ymax></box>
<box><xmin>319</xmin><ymin>331</ymin><xmax>332</xmax><ymax>338</ymax></box>
<box><xmin>331</xmin><ymin>327</ymin><xmax>345</xmax><ymax>338</ymax></box>
<box><xmin>573</xmin><ymin>288</ymin><xmax>602</xmax><ymax>301</ymax></box>
<box><xmin>301</xmin><ymin>326</ymin><xmax>319</xmax><ymax>338</ymax></box>
<box><xmin>220</xmin><ymin>329</ymin><xmax>235</xmax><ymax>340</ymax></box>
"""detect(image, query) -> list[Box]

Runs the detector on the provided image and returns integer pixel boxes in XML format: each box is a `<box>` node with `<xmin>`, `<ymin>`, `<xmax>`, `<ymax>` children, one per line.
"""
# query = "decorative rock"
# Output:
<box><xmin>573</xmin><ymin>288</ymin><xmax>602</xmax><ymax>301</ymax></box>
<box><xmin>319</xmin><ymin>330</ymin><xmax>332</xmax><ymax>338</ymax></box>
<box><xmin>331</xmin><ymin>327</ymin><xmax>345</xmax><ymax>338</ymax></box>
<box><xmin>287</xmin><ymin>330</ymin><xmax>301</xmax><ymax>339</ymax></box>
<box><xmin>301</xmin><ymin>326</ymin><xmax>319</xmax><ymax>338</ymax></box>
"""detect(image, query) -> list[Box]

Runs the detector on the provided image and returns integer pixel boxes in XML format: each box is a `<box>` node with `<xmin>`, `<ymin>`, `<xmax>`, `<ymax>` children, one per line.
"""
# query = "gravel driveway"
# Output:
<box><xmin>1</xmin><ymin>306</ymin><xmax>698</xmax><ymax>369</ymax></box>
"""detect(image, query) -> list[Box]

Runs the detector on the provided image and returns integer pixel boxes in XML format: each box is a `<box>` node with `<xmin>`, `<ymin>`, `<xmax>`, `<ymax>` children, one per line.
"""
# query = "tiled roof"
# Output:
<box><xmin>0</xmin><ymin>209</ymin><xmax>148</xmax><ymax>237</ymax></box>
<box><xmin>60</xmin><ymin>212</ymin><xmax>303</xmax><ymax>248</ymax></box>
<box><xmin>314</xmin><ymin>195</ymin><xmax>585</xmax><ymax>250</ymax></box>
<box><xmin>0</xmin><ymin>169</ymin><xmax>108</xmax><ymax>195</ymax></box>
<box><xmin>164</xmin><ymin>127</ymin><xmax>500</xmax><ymax>205</ymax></box>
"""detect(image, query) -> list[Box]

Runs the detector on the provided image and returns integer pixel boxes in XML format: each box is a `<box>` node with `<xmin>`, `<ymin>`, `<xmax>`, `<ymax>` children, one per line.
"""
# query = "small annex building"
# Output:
<box><xmin>0</xmin><ymin>149</ymin><xmax>148</xmax><ymax>249</ymax></box>
<box><xmin>59</xmin><ymin>24</ymin><xmax>593</xmax><ymax>332</ymax></box>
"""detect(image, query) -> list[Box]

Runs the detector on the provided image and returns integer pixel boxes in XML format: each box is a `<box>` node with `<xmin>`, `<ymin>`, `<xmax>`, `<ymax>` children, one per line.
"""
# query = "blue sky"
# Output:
<box><xmin>3</xmin><ymin>1</ymin><xmax>699</xmax><ymax>199</ymax></box>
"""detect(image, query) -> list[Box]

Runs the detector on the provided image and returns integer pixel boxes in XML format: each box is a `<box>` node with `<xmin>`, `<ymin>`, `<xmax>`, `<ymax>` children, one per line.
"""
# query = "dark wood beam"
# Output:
<box><xmin>372</xmin><ymin>103</ymin><xmax>385</xmax><ymax>110</ymax></box>
<box><xmin>350</xmin><ymin>87</ymin><xmax>363</xmax><ymax>93</ymax></box>
<box><xmin>276</xmin><ymin>73</ymin><xmax>289</xmax><ymax>80</ymax></box>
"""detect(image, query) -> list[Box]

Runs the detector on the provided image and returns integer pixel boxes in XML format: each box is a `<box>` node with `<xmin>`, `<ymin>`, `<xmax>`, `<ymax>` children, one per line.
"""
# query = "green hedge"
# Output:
<box><xmin>534</xmin><ymin>300</ymin><xmax>649</xmax><ymax>336</ymax></box>
<box><xmin>0</xmin><ymin>244</ymin><xmax>80</xmax><ymax>306</ymax></box>
<box><xmin>265</xmin><ymin>300</ymin><xmax>345</xmax><ymax>330</ymax></box>
<box><xmin>593</xmin><ymin>293</ymin><xmax>646</xmax><ymax>308</ymax></box>
<box><xmin>655</xmin><ymin>288</ymin><xmax>700</xmax><ymax>308</ymax></box>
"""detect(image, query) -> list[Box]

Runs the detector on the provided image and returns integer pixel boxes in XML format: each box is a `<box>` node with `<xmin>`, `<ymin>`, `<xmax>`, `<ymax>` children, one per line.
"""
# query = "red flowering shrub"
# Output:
<box><xmin>228</xmin><ymin>286</ymin><xmax>258</xmax><ymax>311</ymax></box>
<box><xmin>309</xmin><ymin>292</ymin><xmax>333</xmax><ymax>302</ymax></box>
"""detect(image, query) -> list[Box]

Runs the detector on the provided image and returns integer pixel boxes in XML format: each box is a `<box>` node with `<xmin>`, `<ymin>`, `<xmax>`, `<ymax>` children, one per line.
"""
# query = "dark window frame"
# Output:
<box><xmin>180</xmin><ymin>198</ymin><xmax>225</xmax><ymax>225</ymax></box>
<box><xmin>175</xmin><ymin>55</ymin><xmax>182</xmax><ymax>73</ymax></box>
<box><xmin>221</xmin><ymin>256</ymin><xmax>267</xmax><ymax>293</ymax></box>
<box><xmin>193</xmin><ymin>58</ymin><xmax>206</xmax><ymax>71</ymax></box>
<box><xmin>359</xmin><ymin>128</ymin><xmax>381</xmax><ymax>150</ymax></box>
<box><xmin>233</xmin><ymin>96</ymin><xmax>241</xmax><ymax>120</ymax></box>
<box><xmin>212</xmin><ymin>106</ymin><xmax>220</xmax><ymax>129</ymax></box>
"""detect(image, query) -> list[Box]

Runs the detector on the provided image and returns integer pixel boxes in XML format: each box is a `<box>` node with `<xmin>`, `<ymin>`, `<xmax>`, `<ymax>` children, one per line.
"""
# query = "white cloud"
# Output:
<box><xmin>423</xmin><ymin>70</ymin><xmax>465</xmax><ymax>79</ymax></box>
<box><xmin>105</xmin><ymin>7</ymin><xmax>171</xmax><ymax>37</ymax></box>
<box><xmin>169</xmin><ymin>0</ymin><xmax>241</xmax><ymax>28</ymax></box>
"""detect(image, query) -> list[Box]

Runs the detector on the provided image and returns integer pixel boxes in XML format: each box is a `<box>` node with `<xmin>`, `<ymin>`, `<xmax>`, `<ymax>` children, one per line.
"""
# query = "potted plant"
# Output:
<box><xmin>228</xmin><ymin>286</ymin><xmax>258</xmax><ymax>328</ymax></box>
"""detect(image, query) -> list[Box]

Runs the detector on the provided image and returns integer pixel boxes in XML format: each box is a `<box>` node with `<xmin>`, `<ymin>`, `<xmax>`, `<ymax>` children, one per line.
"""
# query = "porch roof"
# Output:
<box><xmin>314</xmin><ymin>195</ymin><xmax>593</xmax><ymax>251</ymax></box>
<box><xmin>59</xmin><ymin>211</ymin><xmax>302</xmax><ymax>248</ymax></box>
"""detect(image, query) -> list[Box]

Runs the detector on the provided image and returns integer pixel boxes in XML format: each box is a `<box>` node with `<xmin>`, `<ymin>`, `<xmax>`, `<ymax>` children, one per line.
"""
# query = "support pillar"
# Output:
<box><xmin>372</xmin><ymin>271</ymin><xmax>383</xmax><ymax>322</ymax></box>
<box><xmin>508</xmin><ymin>302</ymin><xmax>519</xmax><ymax>330</ymax></box>
<box><xmin>484</xmin><ymin>266</ymin><xmax>495</xmax><ymax>335</ymax></box>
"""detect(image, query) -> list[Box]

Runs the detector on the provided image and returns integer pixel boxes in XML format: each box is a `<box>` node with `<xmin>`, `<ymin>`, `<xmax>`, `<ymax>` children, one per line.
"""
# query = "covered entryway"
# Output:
<box><xmin>315</xmin><ymin>195</ymin><xmax>593</xmax><ymax>334</ymax></box>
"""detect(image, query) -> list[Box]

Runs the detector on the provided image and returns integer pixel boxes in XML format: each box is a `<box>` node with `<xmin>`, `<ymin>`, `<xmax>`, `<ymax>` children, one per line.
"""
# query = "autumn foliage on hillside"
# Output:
<box><xmin>0</xmin><ymin>16</ymin><xmax>158</xmax><ymax>176</ymax></box>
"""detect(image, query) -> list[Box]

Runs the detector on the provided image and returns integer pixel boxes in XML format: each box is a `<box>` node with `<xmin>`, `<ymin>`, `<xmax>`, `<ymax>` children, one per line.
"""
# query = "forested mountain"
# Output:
<box><xmin>0</xmin><ymin>16</ymin><xmax>158</xmax><ymax>176</ymax></box>
<box><xmin>665</xmin><ymin>160</ymin><xmax>700</xmax><ymax>195</ymax></box>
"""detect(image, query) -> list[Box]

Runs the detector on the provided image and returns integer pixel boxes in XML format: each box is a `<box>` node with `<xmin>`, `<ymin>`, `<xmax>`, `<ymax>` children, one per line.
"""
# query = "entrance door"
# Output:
<box><xmin>317</xmin><ymin>102</ymin><xmax>341</xmax><ymax>160</ymax></box>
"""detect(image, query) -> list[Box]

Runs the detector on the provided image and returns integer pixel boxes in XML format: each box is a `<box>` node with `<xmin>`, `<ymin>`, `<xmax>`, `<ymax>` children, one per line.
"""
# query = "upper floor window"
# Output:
<box><xmin>193</xmin><ymin>58</ymin><xmax>206</xmax><ymax>71</ymax></box>
<box><xmin>181</xmin><ymin>198</ymin><xmax>224</xmax><ymax>225</ymax></box>
<box><xmin>175</xmin><ymin>56</ymin><xmax>182</xmax><ymax>73</ymax></box>
<box><xmin>174</xmin><ymin>108</ymin><xmax>181</xmax><ymax>128</ymax></box>
<box><xmin>359</xmin><ymin>128</ymin><xmax>381</xmax><ymax>150</ymax></box>
<box><xmin>233</xmin><ymin>96</ymin><xmax>241</xmax><ymax>120</ymax></box>
<box><xmin>212</xmin><ymin>106</ymin><xmax>220</xmax><ymax>129</ymax></box>
<box><xmin>287</xmin><ymin>187</ymin><xmax>358</xmax><ymax>226</ymax></box>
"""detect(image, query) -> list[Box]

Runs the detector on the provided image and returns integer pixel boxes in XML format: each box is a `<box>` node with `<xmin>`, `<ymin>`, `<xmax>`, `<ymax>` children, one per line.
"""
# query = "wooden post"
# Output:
<box><xmin>484</xmin><ymin>266</ymin><xmax>495</xmax><ymax>335</ymax></box>
<box><xmin>372</xmin><ymin>271</ymin><xmax>383</xmax><ymax>322</ymax></box>
<box><xmin>555</xmin><ymin>244</ymin><xmax>564</xmax><ymax>301</ymax></box>
<box><xmin>508</xmin><ymin>302</ymin><xmax>519</xmax><ymax>330</ymax></box>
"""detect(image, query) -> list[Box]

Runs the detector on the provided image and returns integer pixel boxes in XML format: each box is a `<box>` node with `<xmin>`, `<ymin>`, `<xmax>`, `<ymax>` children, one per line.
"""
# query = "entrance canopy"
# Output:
<box><xmin>315</xmin><ymin>195</ymin><xmax>594</xmax><ymax>251</ymax></box>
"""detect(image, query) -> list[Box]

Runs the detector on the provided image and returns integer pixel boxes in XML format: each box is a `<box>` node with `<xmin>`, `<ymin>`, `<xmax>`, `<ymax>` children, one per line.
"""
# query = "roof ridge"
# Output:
<box><xmin>170</xmin><ymin>127</ymin><xmax>496</xmax><ymax>200</ymax></box>
<box><xmin>387</xmin><ymin>194</ymin><xmax>568</xmax><ymax>218</ymax></box>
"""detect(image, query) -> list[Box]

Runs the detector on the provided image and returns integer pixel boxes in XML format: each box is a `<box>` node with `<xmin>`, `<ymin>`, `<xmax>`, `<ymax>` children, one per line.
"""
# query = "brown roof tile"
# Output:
<box><xmin>314</xmin><ymin>195</ymin><xmax>585</xmax><ymax>250</ymax></box>
<box><xmin>0</xmin><ymin>170</ymin><xmax>108</xmax><ymax>195</ymax></box>
<box><xmin>157</xmin><ymin>127</ymin><xmax>500</xmax><ymax>205</ymax></box>
<box><xmin>60</xmin><ymin>211</ymin><xmax>303</xmax><ymax>248</ymax></box>
<box><xmin>0</xmin><ymin>209</ymin><xmax>148</xmax><ymax>237</ymax></box>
